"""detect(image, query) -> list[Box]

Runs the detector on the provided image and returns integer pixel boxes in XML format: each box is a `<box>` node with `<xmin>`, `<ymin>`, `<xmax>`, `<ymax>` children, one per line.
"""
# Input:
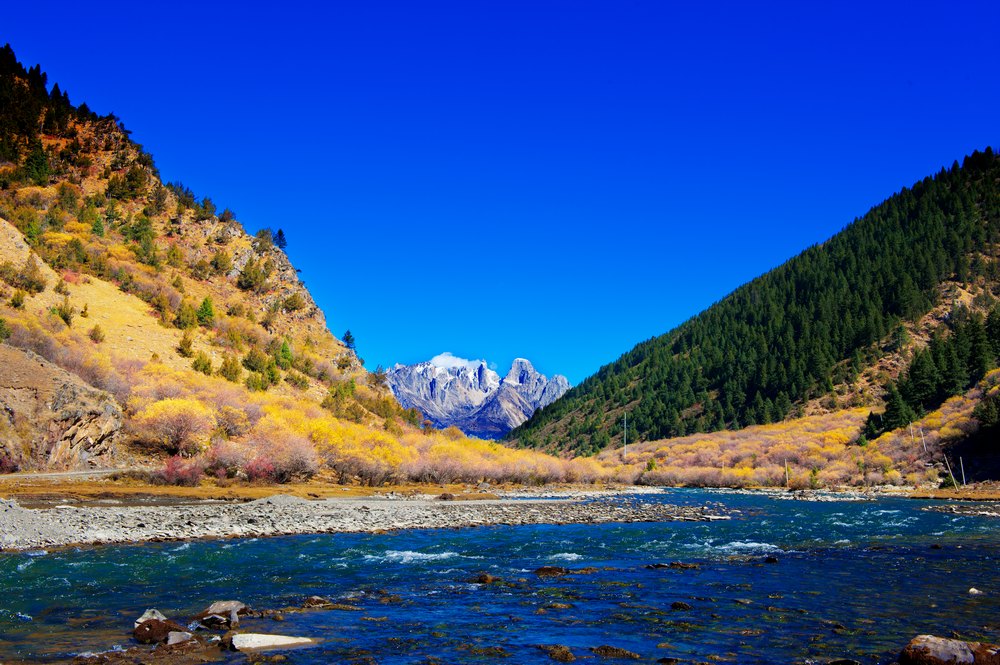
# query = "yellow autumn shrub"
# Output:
<box><xmin>132</xmin><ymin>397</ymin><xmax>215</xmax><ymax>455</ymax></box>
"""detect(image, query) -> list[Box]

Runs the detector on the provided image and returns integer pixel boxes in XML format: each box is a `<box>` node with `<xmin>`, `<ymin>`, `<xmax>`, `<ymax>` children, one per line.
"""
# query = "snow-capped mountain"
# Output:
<box><xmin>386</xmin><ymin>353</ymin><xmax>570</xmax><ymax>439</ymax></box>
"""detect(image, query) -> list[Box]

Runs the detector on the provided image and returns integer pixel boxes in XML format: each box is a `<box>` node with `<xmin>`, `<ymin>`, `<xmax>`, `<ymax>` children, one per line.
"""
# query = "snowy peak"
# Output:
<box><xmin>386</xmin><ymin>355</ymin><xmax>570</xmax><ymax>439</ymax></box>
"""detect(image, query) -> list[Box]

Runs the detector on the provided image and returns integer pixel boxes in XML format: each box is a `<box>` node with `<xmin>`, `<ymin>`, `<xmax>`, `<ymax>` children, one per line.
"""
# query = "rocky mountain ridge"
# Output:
<box><xmin>387</xmin><ymin>356</ymin><xmax>569</xmax><ymax>439</ymax></box>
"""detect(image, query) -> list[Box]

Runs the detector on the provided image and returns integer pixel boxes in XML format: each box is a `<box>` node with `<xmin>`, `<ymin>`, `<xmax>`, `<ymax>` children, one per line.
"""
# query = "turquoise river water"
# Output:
<box><xmin>0</xmin><ymin>489</ymin><xmax>998</xmax><ymax>663</ymax></box>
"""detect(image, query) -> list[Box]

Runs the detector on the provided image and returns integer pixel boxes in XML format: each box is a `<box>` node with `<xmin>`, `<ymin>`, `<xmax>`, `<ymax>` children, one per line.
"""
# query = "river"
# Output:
<box><xmin>1</xmin><ymin>489</ymin><xmax>997</xmax><ymax>663</ymax></box>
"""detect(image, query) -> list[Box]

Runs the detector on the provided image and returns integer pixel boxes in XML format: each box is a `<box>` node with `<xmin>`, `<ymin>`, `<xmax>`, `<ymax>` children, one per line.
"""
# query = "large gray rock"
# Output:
<box><xmin>387</xmin><ymin>355</ymin><xmax>569</xmax><ymax>439</ymax></box>
<box><xmin>900</xmin><ymin>635</ymin><xmax>1000</xmax><ymax>665</ymax></box>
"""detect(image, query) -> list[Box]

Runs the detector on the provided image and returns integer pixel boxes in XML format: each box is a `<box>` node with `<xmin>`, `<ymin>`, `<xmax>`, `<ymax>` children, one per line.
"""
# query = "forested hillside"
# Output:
<box><xmin>512</xmin><ymin>148</ymin><xmax>1000</xmax><ymax>455</ymax></box>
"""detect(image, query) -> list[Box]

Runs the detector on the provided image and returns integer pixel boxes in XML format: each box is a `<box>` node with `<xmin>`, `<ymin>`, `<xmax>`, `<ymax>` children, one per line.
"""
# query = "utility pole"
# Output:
<box><xmin>623</xmin><ymin>412</ymin><xmax>627</xmax><ymax>460</ymax></box>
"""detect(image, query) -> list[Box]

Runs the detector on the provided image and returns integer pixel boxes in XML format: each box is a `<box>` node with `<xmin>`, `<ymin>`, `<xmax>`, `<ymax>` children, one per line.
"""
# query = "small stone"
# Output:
<box><xmin>670</xmin><ymin>601</ymin><xmax>692</xmax><ymax>611</ymax></box>
<box><xmin>764</xmin><ymin>556</ymin><xmax>779</xmax><ymax>564</ymax></box>
<box><xmin>166</xmin><ymin>631</ymin><xmax>193</xmax><ymax>645</ymax></box>
<box><xmin>969</xmin><ymin>588</ymin><xmax>984</xmax><ymax>595</ymax></box>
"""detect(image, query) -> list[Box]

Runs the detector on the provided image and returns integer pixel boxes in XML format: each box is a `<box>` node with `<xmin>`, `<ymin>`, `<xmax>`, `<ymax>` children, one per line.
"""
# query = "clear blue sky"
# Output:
<box><xmin>6</xmin><ymin>1</ymin><xmax>999</xmax><ymax>384</ymax></box>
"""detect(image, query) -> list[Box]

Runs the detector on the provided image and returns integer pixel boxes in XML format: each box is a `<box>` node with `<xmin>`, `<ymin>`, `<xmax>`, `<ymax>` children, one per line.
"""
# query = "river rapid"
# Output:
<box><xmin>1</xmin><ymin>489</ymin><xmax>997</xmax><ymax>663</ymax></box>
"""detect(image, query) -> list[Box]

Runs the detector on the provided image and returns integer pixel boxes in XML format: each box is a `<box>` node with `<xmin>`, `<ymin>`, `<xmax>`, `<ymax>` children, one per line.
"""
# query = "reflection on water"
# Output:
<box><xmin>1</xmin><ymin>490</ymin><xmax>998</xmax><ymax>664</ymax></box>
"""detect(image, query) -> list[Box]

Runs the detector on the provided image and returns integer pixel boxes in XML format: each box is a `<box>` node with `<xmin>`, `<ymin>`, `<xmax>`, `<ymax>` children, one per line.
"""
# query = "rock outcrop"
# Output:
<box><xmin>0</xmin><ymin>345</ymin><xmax>123</xmax><ymax>470</ymax></box>
<box><xmin>386</xmin><ymin>355</ymin><xmax>569</xmax><ymax>439</ymax></box>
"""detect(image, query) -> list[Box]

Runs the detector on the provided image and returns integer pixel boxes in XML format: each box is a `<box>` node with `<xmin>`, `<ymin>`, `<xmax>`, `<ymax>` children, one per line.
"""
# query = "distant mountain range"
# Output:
<box><xmin>386</xmin><ymin>354</ymin><xmax>570</xmax><ymax>439</ymax></box>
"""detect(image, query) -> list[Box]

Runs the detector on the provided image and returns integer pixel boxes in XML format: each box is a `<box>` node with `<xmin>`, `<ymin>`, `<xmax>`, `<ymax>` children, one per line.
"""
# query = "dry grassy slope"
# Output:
<box><xmin>0</xmin><ymin>216</ymin><xmax>189</xmax><ymax>371</ymax></box>
<box><xmin>12</xmin><ymin>114</ymin><xmax>361</xmax><ymax>399</ymax></box>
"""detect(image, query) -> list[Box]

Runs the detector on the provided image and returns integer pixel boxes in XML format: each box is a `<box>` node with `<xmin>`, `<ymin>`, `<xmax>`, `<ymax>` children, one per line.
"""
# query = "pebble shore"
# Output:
<box><xmin>0</xmin><ymin>494</ymin><xmax>728</xmax><ymax>551</ymax></box>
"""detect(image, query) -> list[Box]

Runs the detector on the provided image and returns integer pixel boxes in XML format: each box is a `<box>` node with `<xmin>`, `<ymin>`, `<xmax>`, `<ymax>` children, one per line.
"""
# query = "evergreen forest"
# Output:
<box><xmin>512</xmin><ymin>149</ymin><xmax>1000</xmax><ymax>454</ymax></box>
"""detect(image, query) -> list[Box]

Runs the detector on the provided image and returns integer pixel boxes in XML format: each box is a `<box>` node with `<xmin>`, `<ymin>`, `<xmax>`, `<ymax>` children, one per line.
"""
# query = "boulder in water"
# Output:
<box><xmin>134</xmin><ymin>618</ymin><xmax>189</xmax><ymax>644</ymax></box>
<box><xmin>900</xmin><ymin>635</ymin><xmax>1000</xmax><ymax>664</ymax></box>
<box><xmin>166</xmin><ymin>631</ymin><xmax>193</xmax><ymax>646</ymax></box>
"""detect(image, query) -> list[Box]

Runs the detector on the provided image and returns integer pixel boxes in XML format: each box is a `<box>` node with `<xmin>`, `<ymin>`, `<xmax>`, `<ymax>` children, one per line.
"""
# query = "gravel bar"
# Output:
<box><xmin>0</xmin><ymin>495</ymin><xmax>729</xmax><ymax>551</ymax></box>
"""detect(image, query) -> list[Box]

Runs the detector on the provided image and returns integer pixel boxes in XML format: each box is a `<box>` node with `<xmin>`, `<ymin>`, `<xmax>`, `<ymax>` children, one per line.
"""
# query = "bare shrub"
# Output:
<box><xmin>204</xmin><ymin>440</ymin><xmax>249</xmax><ymax>478</ymax></box>
<box><xmin>154</xmin><ymin>456</ymin><xmax>204</xmax><ymax>486</ymax></box>
<box><xmin>131</xmin><ymin>398</ymin><xmax>215</xmax><ymax>455</ymax></box>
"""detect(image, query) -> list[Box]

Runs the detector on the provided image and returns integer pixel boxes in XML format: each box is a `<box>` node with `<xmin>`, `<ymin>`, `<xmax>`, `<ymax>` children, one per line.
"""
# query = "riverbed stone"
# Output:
<box><xmin>591</xmin><ymin>645</ymin><xmax>641</xmax><ymax>659</ymax></box>
<box><xmin>195</xmin><ymin>600</ymin><xmax>248</xmax><ymax>628</ymax></box>
<box><xmin>134</xmin><ymin>618</ymin><xmax>189</xmax><ymax>644</ymax></box>
<box><xmin>302</xmin><ymin>595</ymin><xmax>333</xmax><ymax>608</ymax></box>
<box><xmin>535</xmin><ymin>566</ymin><xmax>570</xmax><ymax>577</ymax></box>
<box><xmin>537</xmin><ymin>644</ymin><xmax>576</xmax><ymax>662</ymax></box>
<box><xmin>224</xmin><ymin>632</ymin><xmax>315</xmax><ymax>651</ymax></box>
<box><xmin>900</xmin><ymin>635</ymin><xmax>1000</xmax><ymax>665</ymax></box>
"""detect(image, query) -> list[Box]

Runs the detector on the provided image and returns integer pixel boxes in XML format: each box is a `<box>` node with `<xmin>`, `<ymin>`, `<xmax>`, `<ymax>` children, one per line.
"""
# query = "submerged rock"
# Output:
<box><xmin>669</xmin><ymin>562</ymin><xmax>700</xmax><ymax>570</ymax></box>
<box><xmin>900</xmin><ymin>635</ymin><xmax>1000</xmax><ymax>664</ymax></box>
<box><xmin>537</xmin><ymin>644</ymin><xmax>576</xmax><ymax>662</ymax></box>
<box><xmin>302</xmin><ymin>595</ymin><xmax>334</xmax><ymax>608</ymax></box>
<box><xmin>166</xmin><ymin>631</ymin><xmax>193</xmax><ymax>646</ymax></box>
<box><xmin>670</xmin><ymin>601</ymin><xmax>692</xmax><ymax>611</ymax></box>
<box><xmin>591</xmin><ymin>645</ymin><xmax>641</xmax><ymax>659</ymax></box>
<box><xmin>535</xmin><ymin>566</ymin><xmax>570</xmax><ymax>577</ymax></box>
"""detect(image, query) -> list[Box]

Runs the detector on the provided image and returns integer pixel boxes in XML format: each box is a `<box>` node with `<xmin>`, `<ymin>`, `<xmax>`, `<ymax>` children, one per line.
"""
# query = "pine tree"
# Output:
<box><xmin>196</xmin><ymin>297</ymin><xmax>215</xmax><ymax>327</ymax></box>
<box><xmin>342</xmin><ymin>329</ymin><xmax>356</xmax><ymax>350</ymax></box>
<box><xmin>882</xmin><ymin>384</ymin><xmax>916</xmax><ymax>432</ymax></box>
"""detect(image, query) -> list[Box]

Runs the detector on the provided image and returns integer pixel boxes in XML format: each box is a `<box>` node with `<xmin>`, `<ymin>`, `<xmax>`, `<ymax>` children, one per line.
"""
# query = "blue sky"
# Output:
<box><xmin>7</xmin><ymin>1</ymin><xmax>999</xmax><ymax>384</ymax></box>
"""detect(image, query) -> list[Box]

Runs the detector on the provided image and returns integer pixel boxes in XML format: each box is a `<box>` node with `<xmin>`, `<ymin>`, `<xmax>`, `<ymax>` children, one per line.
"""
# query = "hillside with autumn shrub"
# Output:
<box><xmin>0</xmin><ymin>44</ymin><xmax>609</xmax><ymax>487</ymax></box>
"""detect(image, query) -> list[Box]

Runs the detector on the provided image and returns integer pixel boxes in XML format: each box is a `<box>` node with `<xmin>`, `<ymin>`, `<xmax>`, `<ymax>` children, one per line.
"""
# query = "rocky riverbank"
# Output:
<box><xmin>0</xmin><ymin>494</ymin><xmax>729</xmax><ymax>551</ymax></box>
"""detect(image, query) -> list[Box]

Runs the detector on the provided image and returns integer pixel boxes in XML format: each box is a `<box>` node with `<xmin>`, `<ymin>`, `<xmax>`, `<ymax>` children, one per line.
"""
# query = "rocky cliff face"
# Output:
<box><xmin>387</xmin><ymin>355</ymin><xmax>570</xmax><ymax>439</ymax></box>
<box><xmin>0</xmin><ymin>345</ymin><xmax>123</xmax><ymax>471</ymax></box>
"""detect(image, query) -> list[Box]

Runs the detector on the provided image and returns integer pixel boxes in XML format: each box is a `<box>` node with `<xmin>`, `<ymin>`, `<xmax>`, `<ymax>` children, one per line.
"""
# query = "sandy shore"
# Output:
<box><xmin>0</xmin><ymin>493</ymin><xmax>729</xmax><ymax>551</ymax></box>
